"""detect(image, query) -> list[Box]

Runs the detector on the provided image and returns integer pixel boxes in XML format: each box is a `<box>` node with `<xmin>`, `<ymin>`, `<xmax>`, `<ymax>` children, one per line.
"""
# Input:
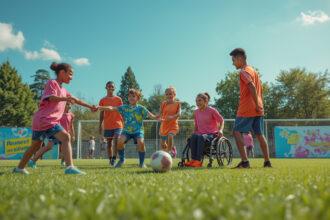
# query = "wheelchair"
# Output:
<box><xmin>178</xmin><ymin>135</ymin><xmax>233</xmax><ymax>168</ymax></box>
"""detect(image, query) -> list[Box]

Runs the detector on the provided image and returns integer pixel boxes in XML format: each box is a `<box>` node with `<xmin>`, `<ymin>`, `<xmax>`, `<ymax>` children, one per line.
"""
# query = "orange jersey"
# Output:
<box><xmin>237</xmin><ymin>65</ymin><xmax>264</xmax><ymax>117</ymax></box>
<box><xmin>99</xmin><ymin>96</ymin><xmax>124</xmax><ymax>130</ymax></box>
<box><xmin>159</xmin><ymin>101</ymin><xmax>180</xmax><ymax>136</ymax></box>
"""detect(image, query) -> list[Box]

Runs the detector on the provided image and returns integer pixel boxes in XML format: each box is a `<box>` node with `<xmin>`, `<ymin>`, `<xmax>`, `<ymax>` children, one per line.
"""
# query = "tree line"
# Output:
<box><xmin>0</xmin><ymin>60</ymin><xmax>329</xmax><ymax>128</ymax></box>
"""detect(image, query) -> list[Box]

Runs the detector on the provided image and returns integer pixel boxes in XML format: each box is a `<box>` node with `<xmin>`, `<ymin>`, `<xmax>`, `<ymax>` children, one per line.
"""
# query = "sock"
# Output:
<box><xmin>118</xmin><ymin>149</ymin><xmax>125</xmax><ymax>162</ymax></box>
<box><xmin>138</xmin><ymin>151</ymin><xmax>145</xmax><ymax>166</ymax></box>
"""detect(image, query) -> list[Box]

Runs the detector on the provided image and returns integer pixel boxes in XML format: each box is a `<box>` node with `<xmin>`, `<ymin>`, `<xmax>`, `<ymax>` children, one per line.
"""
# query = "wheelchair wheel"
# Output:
<box><xmin>215</xmin><ymin>137</ymin><xmax>233</xmax><ymax>166</ymax></box>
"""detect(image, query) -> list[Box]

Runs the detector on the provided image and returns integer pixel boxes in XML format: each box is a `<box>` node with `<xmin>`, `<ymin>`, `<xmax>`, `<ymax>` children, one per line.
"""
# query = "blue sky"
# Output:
<box><xmin>1</xmin><ymin>0</ymin><xmax>329</xmax><ymax>105</ymax></box>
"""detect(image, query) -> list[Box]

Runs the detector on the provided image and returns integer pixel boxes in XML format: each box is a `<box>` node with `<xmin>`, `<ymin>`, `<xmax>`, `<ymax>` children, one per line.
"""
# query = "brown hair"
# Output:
<box><xmin>196</xmin><ymin>93</ymin><xmax>209</xmax><ymax>102</ymax></box>
<box><xmin>128</xmin><ymin>88</ymin><xmax>142</xmax><ymax>100</ymax></box>
<box><xmin>50</xmin><ymin>62</ymin><xmax>72</xmax><ymax>75</ymax></box>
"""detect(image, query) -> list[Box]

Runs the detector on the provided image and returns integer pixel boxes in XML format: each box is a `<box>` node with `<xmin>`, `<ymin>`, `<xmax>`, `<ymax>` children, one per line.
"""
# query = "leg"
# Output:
<box><xmin>167</xmin><ymin>134</ymin><xmax>174</xmax><ymax>151</ymax></box>
<box><xmin>115</xmin><ymin>135</ymin><xmax>127</xmax><ymax>167</ymax></box>
<box><xmin>196</xmin><ymin>135</ymin><xmax>205</xmax><ymax>161</ymax></box>
<box><xmin>190</xmin><ymin>134</ymin><xmax>199</xmax><ymax>160</ymax></box>
<box><xmin>256</xmin><ymin>134</ymin><xmax>270</xmax><ymax>161</ymax></box>
<box><xmin>54</xmin><ymin>131</ymin><xmax>73</xmax><ymax>167</ymax></box>
<box><xmin>136</xmin><ymin>138</ymin><xmax>146</xmax><ymax>167</ymax></box>
<box><xmin>160</xmin><ymin>138</ymin><xmax>168</xmax><ymax>151</ymax></box>
<box><xmin>252</xmin><ymin>117</ymin><xmax>270</xmax><ymax>162</ymax></box>
<box><xmin>18</xmin><ymin>140</ymin><xmax>43</xmax><ymax>169</ymax></box>
<box><xmin>32</xmin><ymin>141</ymin><xmax>53</xmax><ymax>162</ymax></box>
<box><xmin>107</xmin><ymin>137</ymin><xmax>113</xmax><ymax>160</ymax></box>
<box><xmin>234</xmin><ymin>131</ymin><xmax>248</xmax><ymax>161</ymax></box>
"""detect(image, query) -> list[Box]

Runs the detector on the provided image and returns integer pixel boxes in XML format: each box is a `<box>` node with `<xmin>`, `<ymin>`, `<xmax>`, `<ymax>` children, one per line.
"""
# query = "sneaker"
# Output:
<box><xmin>139</xmin><ymin>163</ymin><xmax>147</xmax><ymax>168</ymax></box>
<box><xmin>263</xmin><ymin>160</ymin><xmax>272</xmax><ymax>168</ymax></box>
<box><xmin>28</xmin><ymin>160</ymin><xmax>37</xmax><ymax>169</ymax></box>
<box><xmin>171</xmin><ymin>146</ymin><xmax>177</xmax><ymax>158</ymax></box>
<box><xmin>190</xmin><ymin>160</ymin><xmax>203</xmax><ymax>168</ymax></box>
<box><xmin>234</xmin><ymin>160</ymin><xmax>250</xmax><ymax>169</ymax></box>
<box><xmin>184</xmin><ymin>160</ymin><xmax>194</xmax><ymax>167</ymax></box>
<box><xmin>110</xmin><ymin>159</ymin><xmax>115</xmax><ymax>166</ymax></box>
<box><xmin>12</xmin><ymin>167</ymin><xmax>29</xmax><ymax>175</ymax></box>
<box><xmin>64</xmin><ymin>167</ymin><xmax>86</xmax><ymax>175</ymax></box>
<box><xmin>114</xmin><ymin>160</ymin><xmax>125</xmax><ymax>168</ymax></box>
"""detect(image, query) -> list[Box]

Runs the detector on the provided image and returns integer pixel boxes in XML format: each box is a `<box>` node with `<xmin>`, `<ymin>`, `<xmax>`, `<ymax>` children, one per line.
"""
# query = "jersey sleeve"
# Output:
<box><xmin>240</xmin><ymin>71</ymin><xmax>253</xmax><ymax>85</ymax></box>
<box><xmin>212</xmin><ymin>108</ymin><xmax>224</xmax><ymax>124</ymax></box>
<box><xmin>41</xmin><ymin>80</ymin><xmax>58</xmax><ymax>101</ymax></box>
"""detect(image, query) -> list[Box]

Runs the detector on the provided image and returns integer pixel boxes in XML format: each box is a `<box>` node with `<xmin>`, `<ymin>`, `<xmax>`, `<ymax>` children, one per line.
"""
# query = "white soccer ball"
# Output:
<box><xmin>150</xmin><ymin>150</ymin><xmax>172</xmax><ymax>172</ymax></box>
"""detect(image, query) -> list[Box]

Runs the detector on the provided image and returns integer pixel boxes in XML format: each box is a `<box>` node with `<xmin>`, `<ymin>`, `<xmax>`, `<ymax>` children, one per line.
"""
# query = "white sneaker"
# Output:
<box><xmin>13</xmin><ymin>167</ymin><xmax>29</xmax><ymax>175</ymax></box>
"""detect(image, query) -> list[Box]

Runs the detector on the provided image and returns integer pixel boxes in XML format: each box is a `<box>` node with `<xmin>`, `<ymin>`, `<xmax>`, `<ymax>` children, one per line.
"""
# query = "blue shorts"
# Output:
<box><xmin>123</xmin><ymin>131</ymin><xmax>144</xmax><ymax>144</ymax></box>
<box><xmin>48</xmin><ymin>136</ymin><xmax>60</xmax><ymax>145</ymax></box>
<box><xmin>32</xmin><ymin>124</ymin><xmax>64</xmax><ymax>141</ymax></box>
<box><xmin>160</xmin><ymin>133</ymin><xmax>175</xmax><ymax>141</ymax></box>
<box><xmin>104</xmin><ymin>128</ymin><xmax>122</xmax><ymax>138</ymax></box>
<box><xmin>234</xmin><ymin>116</ymin><xmax>264</xmax><ymax>135</ymax></box>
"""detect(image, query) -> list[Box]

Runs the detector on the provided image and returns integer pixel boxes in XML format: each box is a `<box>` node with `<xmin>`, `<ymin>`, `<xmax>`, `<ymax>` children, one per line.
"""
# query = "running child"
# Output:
<box><xmin>98</xmin><ymin>89</ymin><xmax>159</xmax><ymax>168</ymax></box>
<box><xmin>230</xmin><ymin>48</ymin><xmax>272</xmax><ymax>168</ymax></box>
<box><xmin>28</xmin><ymin>103</ymin><xmax>75</xmax><ymax>168</ymax></box>
<box><xmin>13</xmin><ymin>62</ymin><xmax>97</xmax><ymax>175</ymax></box>
<box><xmin>185</xmin><ymin>93</ymin><xmax>224</xmax><ymax>168</ymax></box>
<box><xmin>99</xmin><ymin>81</ymin><xmax>123</xmax><ymax>166</ymax></box>
<box><xmin>159</xmin><ymin>86</ymin><xmax>181</xmax><ymax>157</ymax></box>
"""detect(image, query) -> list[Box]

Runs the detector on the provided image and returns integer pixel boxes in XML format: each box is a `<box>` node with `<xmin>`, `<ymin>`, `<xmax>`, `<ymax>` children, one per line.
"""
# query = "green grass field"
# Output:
<box><xmin>0</xmin><ymin>159</ymin><xmax>329</xmax><ymax>220</ymax></box>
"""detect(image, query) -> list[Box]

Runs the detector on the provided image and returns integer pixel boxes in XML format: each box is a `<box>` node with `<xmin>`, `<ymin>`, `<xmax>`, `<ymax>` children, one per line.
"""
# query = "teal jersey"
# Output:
<box><xmin>117</xmin><ymin>104</ymin><xmax>149</xmax><ymax>134</ymax></box>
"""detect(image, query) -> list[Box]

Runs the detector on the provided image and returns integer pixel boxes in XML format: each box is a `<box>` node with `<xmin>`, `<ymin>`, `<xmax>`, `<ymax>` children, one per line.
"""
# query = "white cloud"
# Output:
<box><xmin>73</xmin><ymin>57</ymin><xmax>90</xmax><ymax>66</ymax></box>
<box><xmin>0</xmin><ymin>22</ymin><xmax>25</xmax><ymax>52</ymax></box>
<box><xmin>24</xmin><ymin>47</ymin><xmax>61</xmax><ymax>61</ymax></box>
<box><xmin>298</xmin><ymin>10</ymin><xmax>330</xmax><ymax>26</ymax></box>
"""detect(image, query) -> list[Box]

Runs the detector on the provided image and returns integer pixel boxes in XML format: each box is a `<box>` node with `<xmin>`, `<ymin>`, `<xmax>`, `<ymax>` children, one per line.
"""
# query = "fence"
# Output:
<box><xmin>75</xmin><ymin>119</ymin><xmax>330</xmax><ymax>159</ymax></box>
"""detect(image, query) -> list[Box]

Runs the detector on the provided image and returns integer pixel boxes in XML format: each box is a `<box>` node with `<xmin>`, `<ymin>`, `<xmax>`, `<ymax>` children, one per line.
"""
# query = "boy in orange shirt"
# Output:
<box><xmin>99</xmin><ymin>81</ymin><xmax>123</xmax><ymax>166</ymax></box>
<box><xmin>230</xmin><ymin>48</ymin><xmax>272</xmax><ymax>168</ymax></box>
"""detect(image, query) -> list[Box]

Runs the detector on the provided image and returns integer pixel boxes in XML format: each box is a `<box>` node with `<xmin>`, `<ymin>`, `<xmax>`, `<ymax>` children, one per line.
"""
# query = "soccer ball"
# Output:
<box><xmin>150</xmin><ymin>151</ymin><xmax>172</xmax><ymax>172</ymax></box>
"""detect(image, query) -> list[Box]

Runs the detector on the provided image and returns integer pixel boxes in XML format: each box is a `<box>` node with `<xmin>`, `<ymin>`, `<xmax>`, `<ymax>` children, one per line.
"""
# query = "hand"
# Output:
<box><xmin>218</xmin><ymin>130</ymin><xmax>224</xmax><ymax>137</ymax></box>
<box><xmin>256</xmin><ymin>105</ymin><xmax>264</xmax><ymax>114</ymax></box>
<box><xmin>91</xmin><ymin>105</ymin><xmax>98</xmax><ymax>112</ymax></box>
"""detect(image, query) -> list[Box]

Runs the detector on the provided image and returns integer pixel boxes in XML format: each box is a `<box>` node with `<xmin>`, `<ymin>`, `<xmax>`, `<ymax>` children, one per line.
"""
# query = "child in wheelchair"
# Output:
<box><xmin>184</xmin><ymin>93</ymin><xmax>224</xmax><ymax>167</ymax></box>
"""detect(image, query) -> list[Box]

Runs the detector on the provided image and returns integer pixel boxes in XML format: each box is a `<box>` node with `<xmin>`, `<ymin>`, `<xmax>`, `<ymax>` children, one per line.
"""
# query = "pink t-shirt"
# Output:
<box><xmin>243</xmin><ymin>133</ymin><xmax>254</xmax><ymax>147</ymax></box>
<box><xmin>59</xmin><ymin>112</ymin><xmax>74</xmax><ymax>132</ymax></box>
<box><xmin>32</xmin><ymin>80</ymin><xmax>71</xmax><ymax>131</ymax></box>
<box><xmin>194</xmin><ymin>107</ymin><xmax>224</xmax><ymax>135</ymax></box>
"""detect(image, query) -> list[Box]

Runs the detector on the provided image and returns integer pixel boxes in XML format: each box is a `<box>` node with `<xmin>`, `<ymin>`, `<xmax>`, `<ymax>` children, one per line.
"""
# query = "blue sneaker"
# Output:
<box><xmin>28</xmin><ymin>160</ymin><xmax>37</xmax><ymax>169</ymax></box>
<box><xmin>64</xmin><ymin>167</ymin><xmax>86</xmax><ymax>175</ymax></box>
<box><xmin>12</xmin><ymin>167</ymin><xmax>29</xmax><ymax>175</ymax></box>
<box><xmin>114</xmin><ymin>160</ymin><xmax>125</xmax><ymax>168</ymax></box>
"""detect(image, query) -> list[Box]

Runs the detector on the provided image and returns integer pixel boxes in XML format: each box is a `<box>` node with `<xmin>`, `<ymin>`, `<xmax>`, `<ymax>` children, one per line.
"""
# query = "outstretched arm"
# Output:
<box><xmin>97</xmin><ymin>106</ymin><xmax>118</xmax><ymax>112</ymax></box>
<box><xmin>70</xmin><ymin>96</ymin><xmax>97</xmax><ymax>112</ymax></box>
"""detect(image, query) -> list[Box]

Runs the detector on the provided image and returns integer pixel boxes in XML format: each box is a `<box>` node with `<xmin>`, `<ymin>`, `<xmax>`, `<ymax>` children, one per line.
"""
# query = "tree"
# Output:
<box><xmin>117</xmin><ymin>67</ymin><xmax>142</xmax><ymax>104</ymax></box>
<box><xmin>0</xmin><ymin>61</ymin><xmax>37</xmax><ymax>126</ymax></box>
<box><xmin>180</xmin><ymin>101</ymin><xmax>195</xmax><ymax>119</ymax></box>
<box><xmin>271</xmin><ymin>68</ymin><xmax>330</xmax><ymax>118</ymax></box>
<box><xmin>30</xmin><ymin>69</ymin><xmax>51</xmax><ymax>101</ymax></box>
<box><xmin>214</xmin><ymin>71</ymin><xmax>240</xmax><ymax>118</ymax></box>
<box><xmin>145</xmin><ymin>84</ymin><xmax>164</xmax><ymax>114</ymax></box>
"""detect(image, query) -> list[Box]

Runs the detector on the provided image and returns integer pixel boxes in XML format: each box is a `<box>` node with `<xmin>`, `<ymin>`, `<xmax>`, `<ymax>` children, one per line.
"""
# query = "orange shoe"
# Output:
<box><xmin>184</xmin><ymin>160</ymin><xmax>194</xmax><ymax>167</ymax></box>
<box><xmin>190</xmin><ymin>160</ymin><xmax>203</xmax><ymax>168</ymax></box>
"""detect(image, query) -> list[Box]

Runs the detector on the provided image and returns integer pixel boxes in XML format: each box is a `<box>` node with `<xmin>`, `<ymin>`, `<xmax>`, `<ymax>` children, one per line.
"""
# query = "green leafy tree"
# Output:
<box><xmin>272</xmin><ymin>68</ymin><xmax>330</xmax><ymax>118</ymax></box>
<box><xmin>145</xmin><ymin>84</ymin><xmax>164</xmax><ymax>114</ymax></box>
<box><xmin>180</xmin><ymin>101</ymin><xmax>195</xmax><ymax>119</ymax></box>
<box><xmin>0</xmin><ymin>61</ymin><xmax>37</xmax><ymax>126</ymax></box>
<box><xmin>117</xmin><ymin>67</ymin><xmax>142</xmax><ymax>104</ymax></box>
<box><xmin>30</xmin><ymin>69</ymin><xmax>51</xmax><ymax>101</ymax></box>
